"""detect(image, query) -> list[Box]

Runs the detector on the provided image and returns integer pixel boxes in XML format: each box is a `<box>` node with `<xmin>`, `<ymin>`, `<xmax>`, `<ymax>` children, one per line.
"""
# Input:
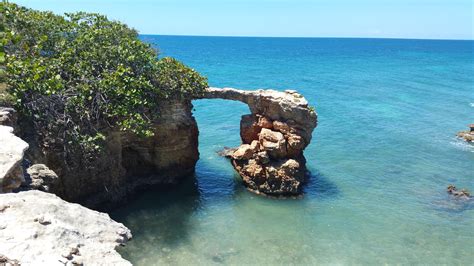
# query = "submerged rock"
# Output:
<box><xmin>0</xmin><ymin>190</ymin><xmax>132</xmax><ymax>265</ymax></box>
<box><xmin>0</xmin><ymin>125</ymin><xmax>28</xmax><ymax>193</ymax></box>
<box><xmin>217</xmin><ymin>147</ymin><xmax>237</xmax><ymax>158</ymax></box>
<box><xmin>447</xmin><ymin>185</ymin><xmax>472</xmax><ymax>200</ymax></box>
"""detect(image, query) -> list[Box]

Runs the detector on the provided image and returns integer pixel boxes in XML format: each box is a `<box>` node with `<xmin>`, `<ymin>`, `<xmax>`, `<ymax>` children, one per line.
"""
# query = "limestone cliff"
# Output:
<box><xmin>3</xmin><ymin>87</ymin><xmax>316</xmax><ymax>204</ymax></box>
<box><xmin>18</xmin><ymin>99</ymin><xmax>199</xmax><ymax>209</ymax></box>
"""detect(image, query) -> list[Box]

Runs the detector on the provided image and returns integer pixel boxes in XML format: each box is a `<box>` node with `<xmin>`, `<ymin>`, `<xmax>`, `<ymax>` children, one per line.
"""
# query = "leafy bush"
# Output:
<box><xmin>1</xmin><ymin>3</ymin><xmax>207</xmax><ymax>158</ymax></box>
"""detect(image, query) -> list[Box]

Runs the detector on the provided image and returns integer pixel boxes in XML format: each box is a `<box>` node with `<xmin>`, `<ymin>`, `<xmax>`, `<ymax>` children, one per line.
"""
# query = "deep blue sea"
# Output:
<box><xmin>112</xmin><ymin>36</ymin><xmax>474</xmax><ymax>265</ymax></box>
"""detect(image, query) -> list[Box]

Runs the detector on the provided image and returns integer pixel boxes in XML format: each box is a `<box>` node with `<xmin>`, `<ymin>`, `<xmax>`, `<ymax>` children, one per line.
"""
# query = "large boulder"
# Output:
<box><xmin>240</xmin><ymin>114</ymin><xmax>273</xmax><ymax>144</ymax></box>
<box><xmin>0</xmin><ymin>126</ymin><xmax>28</xmax><ymax>193</ymax></box>
<box><xmin>0</xmin><ymin>190</ymin><xmax>132</xmax><ymax>265</ymax></box>
<box><xmin>259</xmin><ymin>128</ymin><xmax>287</xmax><ymax>159</ymax></box>
<box><xmin>233</xmin><ymin>158</ymin><xmax>306</xmax><ymax>195</ymax></box>
<box><xmin>25</xmin><ymin>164</ymin><xmax>60</xmax><ymax>193</ymax></box>
<box><xmin>232</xmin><ymin>141</ymin><xmax>259</xmax><ymax>160</ymax></box>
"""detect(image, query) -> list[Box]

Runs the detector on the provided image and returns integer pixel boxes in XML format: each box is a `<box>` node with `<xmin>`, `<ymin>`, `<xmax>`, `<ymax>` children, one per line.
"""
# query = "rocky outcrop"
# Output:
<box><xmin>205</xmin><ymin>88</ymin><xmax>317</xmax><ymax>195</ymax></box>
<box><xmin>0</xmin><ymin>190</ymin><xmax>131</xmax><ymax>265</ymax></box>
<box><xmin>0</xmin><ymin>126</ymin><xmax>28</xmax><ymax>193</ymax></box>
<box><xmin>447</xmin><ymin>185</ymin><xmax>472</xmax><ymax>200</ymax></box>
<box><xmin>0</xmin><ymin>107</ymin><xmax>17</xmax><ymax>129</ymax></box>
<box><xmin>19</xmin><ymin>99</ymin><xmax>199</xmax><ymax>209</ymax></box>
<box><xmin>457</xmin><ymin>124</ymin><xmax>474</xmax><ymax>142</ymax></box>
<box><xmin>24</xmin><ymin>164</ymin><xmax>60</xmax><ymax>193</ymax></box>
<box><xmin>5</xmin><ymin>87</ymin><xmax>315</xmax><ymax>203</ymax></box>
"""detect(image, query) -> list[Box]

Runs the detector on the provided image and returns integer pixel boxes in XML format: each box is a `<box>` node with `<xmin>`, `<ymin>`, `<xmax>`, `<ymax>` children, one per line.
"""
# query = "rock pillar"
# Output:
<box><xmin>202</xmin><ymin>87</ymin><xmax>317</xmax><ymax>195</ymax></box>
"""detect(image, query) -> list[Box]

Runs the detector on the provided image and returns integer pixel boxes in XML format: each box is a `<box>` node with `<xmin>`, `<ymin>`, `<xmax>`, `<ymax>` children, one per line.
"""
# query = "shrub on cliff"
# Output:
<box><xmin>1</xmin><ymin>3</ymin><xmax>207</xmax><ymax>158</ymax></box>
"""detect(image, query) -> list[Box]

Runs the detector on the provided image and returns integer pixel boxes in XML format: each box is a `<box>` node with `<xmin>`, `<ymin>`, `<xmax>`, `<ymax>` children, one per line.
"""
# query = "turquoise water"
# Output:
<box><xmin>112</xmin><ymin>36</ymin><xmax>474</xmax><ymax>265</ymax></box>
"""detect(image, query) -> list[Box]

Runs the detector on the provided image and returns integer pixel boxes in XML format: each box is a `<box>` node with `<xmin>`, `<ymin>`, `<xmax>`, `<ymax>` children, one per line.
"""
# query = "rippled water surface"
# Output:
<box><xmin>112</xmin><ymin>36</ymin><xmax>474</xmax><ymax>265</ymax></box>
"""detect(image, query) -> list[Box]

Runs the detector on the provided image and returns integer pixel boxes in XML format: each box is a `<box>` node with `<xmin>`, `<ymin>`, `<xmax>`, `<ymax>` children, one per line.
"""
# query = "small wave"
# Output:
<box><xmin>451</xmin><ymin>138</ymin><xmax>474</xmax><ymax>153</ymax></box>
<box><xmin>470</xmin><ymin>102</ymin><xmax>474</xmax><ymax>108</ymax></box>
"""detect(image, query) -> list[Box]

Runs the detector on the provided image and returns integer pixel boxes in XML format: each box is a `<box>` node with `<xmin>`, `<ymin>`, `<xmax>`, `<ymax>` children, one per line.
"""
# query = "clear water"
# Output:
<box><xmin>112</xmin><ymin>36</ymin><xmax>474</xmax><ymax>265</ymax></box>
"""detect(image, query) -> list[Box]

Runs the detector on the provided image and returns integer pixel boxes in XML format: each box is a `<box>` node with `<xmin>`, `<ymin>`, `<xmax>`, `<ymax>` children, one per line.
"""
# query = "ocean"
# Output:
<box><xmin>111</xmin><ymin>36</ymin><xmax>474</xmax><ymax>265</ymax></box>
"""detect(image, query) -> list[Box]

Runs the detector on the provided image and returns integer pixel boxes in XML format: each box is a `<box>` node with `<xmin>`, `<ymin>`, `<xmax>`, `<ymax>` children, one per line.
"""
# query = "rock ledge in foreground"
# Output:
<box><xmin>0</xmin><ymin>190</ymin><xmax>132</xmax><ymax>265</ymax></box>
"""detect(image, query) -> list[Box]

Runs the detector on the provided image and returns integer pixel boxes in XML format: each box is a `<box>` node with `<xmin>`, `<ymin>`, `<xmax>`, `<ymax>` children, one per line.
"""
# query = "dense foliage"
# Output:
<box><xmin>0</xmin><ymin>2</ymin><xmax>207</xmax><ymax>157</ymax></box>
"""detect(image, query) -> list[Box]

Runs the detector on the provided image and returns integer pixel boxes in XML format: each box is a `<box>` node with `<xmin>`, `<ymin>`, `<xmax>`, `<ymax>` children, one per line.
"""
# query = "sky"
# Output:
<box><xmin>12</xmin><ymin>0</ymin><xmax>474</xmax><ymax>40</ymax></box>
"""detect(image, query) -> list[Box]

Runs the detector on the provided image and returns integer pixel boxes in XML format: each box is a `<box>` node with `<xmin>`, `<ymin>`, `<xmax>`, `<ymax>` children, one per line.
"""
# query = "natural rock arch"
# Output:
<box><xmin>199</xmin><ymin>87</ymin><xmax>318</xmax><ymax>195</ymax></box>
<box><xmin>0</xmin><ymin>88</ymin><xmax>317</xmax><ymax>206</ymax></box>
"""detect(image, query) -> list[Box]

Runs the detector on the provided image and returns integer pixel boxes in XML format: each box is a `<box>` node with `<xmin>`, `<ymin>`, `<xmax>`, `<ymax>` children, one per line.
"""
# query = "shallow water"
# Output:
<box><xmin>112</xmin><ymin>36</ymin><xmax>474</xmax><ymax>265</ymax></box>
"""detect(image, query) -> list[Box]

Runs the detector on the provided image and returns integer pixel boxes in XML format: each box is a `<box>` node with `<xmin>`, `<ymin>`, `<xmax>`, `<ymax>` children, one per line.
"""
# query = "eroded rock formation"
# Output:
<box><xmin>0</xmin><ymin>190</ymin><xmax>131</xmax><ymax>265</ymax></box>
<box><xmin>204</xmin><ymin>88</ymin><xmax>317</xmax><ymax>195</ymax></box>
<box><xmin>0</xmin><ymin>125</ymin><xmax>28</xmax><ymax>193</ymax></box>
<box><xmin>447</xmin><ymin>185</ymin><xmax>472</xmax><ymax>200</ymax></box>
<box><xmin>19</xmin><ymin>99</ymin><xmax>199</xmax><ymax>208</ymax></box>
<box><xmin>24</xmin><ymin>164</ymin><xmax>60</xmax><ymax>193</ymax></box>
<box><xmin>2</xmin><ymin>87</ymin><xmax>316</xmax><ymax>203</ymax></box>
<box><xmin>457</xmin><ymin>124</ymin><xmax>474</xmax><ymax>142</ymax></box>
<box><xmin>0</xmin><ymin>107</ymin><xmax>17</xmax><ymax>129</ymax></box>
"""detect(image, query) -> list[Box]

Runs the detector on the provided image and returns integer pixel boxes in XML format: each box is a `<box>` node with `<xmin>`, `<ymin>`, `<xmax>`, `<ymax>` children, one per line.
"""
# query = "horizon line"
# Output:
<box><xmin>138</xmin><ymin>33</ymin><xmax>474</xmax><ymax>42</ymax></box>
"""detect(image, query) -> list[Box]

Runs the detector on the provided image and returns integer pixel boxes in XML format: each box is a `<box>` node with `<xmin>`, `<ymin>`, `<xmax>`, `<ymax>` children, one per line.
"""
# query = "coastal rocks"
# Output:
<box><xmin>259</xmin><ymin>128</ymin><xmax>287</xmax><ymax>159</ymax></box>
<box><xmin>232</xmin><ymin>141</ymin><xmax>259</xmax><ymax>160</ymax></box>
<box><xmin>0</xmin><ymin>107</ymin><xmax>17</xmax><ymax>129</ymax></box>
<box><xmin>0</xmin><ymin>254</ymin><xmax>20</xmax><ymax>265</ymax></box>
<box><xmin>205</xmin><ymin>88</ymin><xmax>317</xmax><ymax>195</ymax></box>
<box><xmin>0</xmin><ymin>190</ymin><xmax>132</xmax><ymax>265</ymax></box>
<box><xmin>20</xmin><ymin>99</ymin><xmax>199</xmax><ymax>208</ymax></box>
<box><xmin>24</xmin><ymin>164</ymin><xmax>60</xmax><ymax>193</ymax></box>
<box><xmin>447</xmin><ymin>185</ymin><xmax>472</xmax><ymax>200</ymax></box>
<box><xmin>0</xmin><ymin>126</ymin><xmax>28</xmax><ymax>193</ymax></box>
<box><xmin>120</xmin><ymin>99</ymin><xmax>199</xmax><ymax>184</ymax></box>
<box><xmin>240</xmin><ymin>114</ymin><xmax>273</xmax><ymax>144</ymax></box>
<box><xmin>456</xmin><ymin>124</ymin><xmax>474</xmax><ymax>142</ymax></box>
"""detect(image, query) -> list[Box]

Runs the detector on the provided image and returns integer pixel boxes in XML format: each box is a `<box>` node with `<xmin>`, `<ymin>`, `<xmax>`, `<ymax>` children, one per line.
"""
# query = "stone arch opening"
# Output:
<box><xmin>196</xmin><ymin>87</ymin><xmax>318</xmax><ymax>195</ymax></box>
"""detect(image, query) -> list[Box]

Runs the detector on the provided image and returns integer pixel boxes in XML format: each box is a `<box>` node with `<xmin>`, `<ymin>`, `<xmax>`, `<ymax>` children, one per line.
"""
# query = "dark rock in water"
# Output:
<box><xmin>211</xmin><ymin>255</ymin><xmax>225</xmax><ymax>263</ymax></box>
<box><xmin>217</xmin><ymin>147</ymin><xmax>237</xmax><ymax>158</ymax></box>
<box><xmin>447</xmin><ymin>185</ymin><xmax>471</xmax><ymax>200</ymax></box>
<box><xmin>456</xmin><ymin>124</ymin><xmax>474</xmax><ymax>142</ymax></box>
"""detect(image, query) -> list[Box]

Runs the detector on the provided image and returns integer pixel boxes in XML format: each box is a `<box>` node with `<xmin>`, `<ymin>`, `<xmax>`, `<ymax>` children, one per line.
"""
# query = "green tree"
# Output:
<box><xmin>1</xmin><ymin>2</ymin><xmax>207</xmax><ymax>159</ymax></box>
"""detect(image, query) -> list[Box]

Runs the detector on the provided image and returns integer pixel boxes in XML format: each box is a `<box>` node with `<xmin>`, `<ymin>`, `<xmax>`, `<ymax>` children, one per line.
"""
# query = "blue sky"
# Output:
<box><xmin>13</xmin><ymin>0</ymin><xmax>474</xmax><ymax>40</ymax></box>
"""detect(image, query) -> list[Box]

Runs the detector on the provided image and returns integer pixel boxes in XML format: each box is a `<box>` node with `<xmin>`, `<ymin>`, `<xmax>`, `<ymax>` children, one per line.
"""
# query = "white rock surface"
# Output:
<box><xmin>0</xmin><ymin>125</ymin><xmax>29</xmax><ymax>193</ymax></box>
<box><xmin>0</xmin><ymin>190</ymin><xmax>132</xmax><ymax>265</ymax></box>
